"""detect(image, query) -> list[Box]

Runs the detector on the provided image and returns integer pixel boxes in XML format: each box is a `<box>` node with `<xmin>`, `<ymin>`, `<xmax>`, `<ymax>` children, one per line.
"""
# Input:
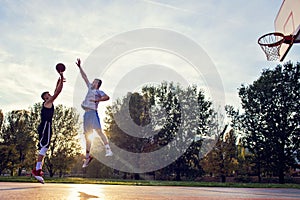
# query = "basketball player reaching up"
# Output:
<box><xmin>76</xmin><ymin>58</ymin><xmax>113</xmax><ymax>168</ymax></box>
<box><xmin>32</xmin><ymin>71</ymin><xmax>65</xmax><ymax>183</ymax></box>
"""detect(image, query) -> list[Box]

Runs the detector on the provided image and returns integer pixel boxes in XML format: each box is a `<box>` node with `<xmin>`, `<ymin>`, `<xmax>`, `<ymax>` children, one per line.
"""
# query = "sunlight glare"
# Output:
<box><xmin>67</xmin><ymin>184</ymin><xmax>105</xmax><ymax>200</ymax></box>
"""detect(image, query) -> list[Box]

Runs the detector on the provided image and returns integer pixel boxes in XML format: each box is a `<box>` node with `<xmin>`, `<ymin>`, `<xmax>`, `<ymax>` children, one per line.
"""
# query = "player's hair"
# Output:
<box><xmin>95</xmin><ymin>79</ymin><xmax>102</xmax><ymax>88</ymax></box>
<box><xmin>41</xmin><ymin>91</ymin><xmax>49</xmax><ymax>100</ymax></box>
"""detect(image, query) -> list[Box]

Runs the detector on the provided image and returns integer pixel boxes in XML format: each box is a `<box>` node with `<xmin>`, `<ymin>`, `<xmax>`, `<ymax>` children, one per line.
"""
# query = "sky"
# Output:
<box><xmin>0</xmin><ymin>0</ymin><xmax>299</xmax><ymax>119</ymax></box>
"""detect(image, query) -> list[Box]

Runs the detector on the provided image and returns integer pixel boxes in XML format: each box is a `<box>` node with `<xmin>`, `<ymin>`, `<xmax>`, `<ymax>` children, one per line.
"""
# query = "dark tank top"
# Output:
<box><xmin>41</xmin><ymin>103</ymin><xmax>54</xmax><ymax>123</ymax></box>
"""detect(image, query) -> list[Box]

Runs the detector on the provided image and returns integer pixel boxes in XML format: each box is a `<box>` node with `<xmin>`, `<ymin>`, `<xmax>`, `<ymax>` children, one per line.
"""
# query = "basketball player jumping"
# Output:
<box><xmin>32</xmin><ymin>71</ymin><xmax>65</xmax><ymax>183</ymax></box>
<box><xmin>75</xmin><ymin>58</ymin><xmax>113</xmax><ymax>168</ymax></box>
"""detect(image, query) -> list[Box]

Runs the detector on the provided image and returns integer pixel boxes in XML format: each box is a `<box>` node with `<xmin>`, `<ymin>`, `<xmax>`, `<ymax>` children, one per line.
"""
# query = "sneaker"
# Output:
<box><xmin>32</xmin><ymin>169</ymin><xmax>44</xmax><ymax>184</ymax></box>
<box><xmin>105</xmin><ymin>148</ymin><xmax>113</xmax><ymax>157</ymax></box>
<box><xmin>32</xmin><ymin>169</ymin><xmax>44</xmax><ymax>176</ymax></box>
<box><xmin>82</xmin><ymin>156</ymin><xmax>93</xmax><ymax>168</ymax></box>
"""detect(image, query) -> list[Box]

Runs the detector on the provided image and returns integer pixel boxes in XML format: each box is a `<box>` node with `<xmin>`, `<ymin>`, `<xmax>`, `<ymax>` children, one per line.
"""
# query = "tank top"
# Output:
<box><xmin>41</xmin><ymin>103</ymin><xmax>54</xmax><ymax>123</ymax></box>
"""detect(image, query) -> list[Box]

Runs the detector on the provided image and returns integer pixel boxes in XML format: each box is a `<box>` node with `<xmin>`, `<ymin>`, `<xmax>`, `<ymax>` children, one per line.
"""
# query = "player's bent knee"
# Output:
<box><xmin>39</xmin><ymin>147</ymin><xmax>48</xmax><ymax>156</ymax></box>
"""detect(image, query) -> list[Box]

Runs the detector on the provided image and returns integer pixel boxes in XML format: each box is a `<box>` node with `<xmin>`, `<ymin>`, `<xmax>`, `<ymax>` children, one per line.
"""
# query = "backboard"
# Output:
<box><xmin>274</xmin><ymin>0</ymin><xmax>300</xmax><ymax>61</ymax></box>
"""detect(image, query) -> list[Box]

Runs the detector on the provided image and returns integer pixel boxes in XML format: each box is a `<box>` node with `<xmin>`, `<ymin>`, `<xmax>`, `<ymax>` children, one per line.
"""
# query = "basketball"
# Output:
<box><xmin>56</xmin><ymin>63</ymin><xmax>66</xmax><ymax>73</ymax></box>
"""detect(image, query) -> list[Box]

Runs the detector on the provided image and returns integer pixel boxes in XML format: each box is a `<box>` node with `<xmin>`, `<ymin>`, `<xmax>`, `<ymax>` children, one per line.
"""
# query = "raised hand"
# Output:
<box><xmin>59</xmin><ymin>72</ymin><xmax>66</xmax><ymax>82</ymax></box>
<box><xmin>76</xmin><ymin>58</ymin><xmax>81</xmax><ymax>68</ymax></box>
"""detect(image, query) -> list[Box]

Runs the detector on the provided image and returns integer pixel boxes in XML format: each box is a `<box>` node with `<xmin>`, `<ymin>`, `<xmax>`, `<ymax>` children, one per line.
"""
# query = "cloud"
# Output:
<box><xmin>0</xmin><ymin>0</ymin><xmax>297</xmax><ymax>116</ymax></box>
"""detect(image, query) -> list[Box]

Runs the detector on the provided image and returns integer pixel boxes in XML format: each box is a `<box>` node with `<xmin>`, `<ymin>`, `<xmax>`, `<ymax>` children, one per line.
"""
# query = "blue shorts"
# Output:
<box><xmin>83</xmin><ymin>110</ymin><xmax>101</xmax><ymax>133</ymax></box>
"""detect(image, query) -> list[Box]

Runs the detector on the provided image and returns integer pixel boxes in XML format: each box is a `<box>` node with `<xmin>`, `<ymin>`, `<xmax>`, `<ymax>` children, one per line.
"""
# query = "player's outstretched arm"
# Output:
<box><xmin>45</xmin><ymin>72</ymin><xmax>64</xmax><ymax>106</ymax></box>
<box><xmin>76</xmin><ymin>58</ymin><xmax>89</xmax><ymax>86</ymax></box>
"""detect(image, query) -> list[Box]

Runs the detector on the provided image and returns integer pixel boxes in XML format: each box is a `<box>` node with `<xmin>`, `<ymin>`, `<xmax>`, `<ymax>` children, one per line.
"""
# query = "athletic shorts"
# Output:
<box><xmin>37</xmin><ymin>121</ymin><xmax>52</xmax><ymax>150</ymax></box>
<box><xmin>83</xmin><ymin>110</ymin><xmax>102</xmax><ymax>133</ymax></box>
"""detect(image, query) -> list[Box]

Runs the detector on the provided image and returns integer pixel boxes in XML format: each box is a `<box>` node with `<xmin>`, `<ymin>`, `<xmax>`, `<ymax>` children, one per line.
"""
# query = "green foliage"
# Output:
<box><xmin>0</xmin><ymin>144</ymin><xmax>18</xmax><ymax>175</ymax></box>
<box><xmin>0</xmin><ymin>104</ymin><xmax>82</xmax><ymax>177</ymax></box>
<box><xmin>105</xmin><ymin>82</ymin><xmax>220</xmax><ymax>180</ymax></box>
<box><xmin>226</xmin><ymin>62</ymin><xmax>300</xmax><ymax>184</ymax></box>
<box><xmin>201</xmin><ymin>129</ymin><xmax>239</xmax><ymax>182</ymax></box>
<box><xmin>105</xmin><ymin>92</ymin><xmax>151</xmax><ymax>152</ymax></box>
<box><xmin>1</xmin><ymin>176</ymin><xmax>300</xmax><ymax>188</ymax></box>
<box><xmin>83</xmin><ymin>159</ymin><xmax>115</xmax><ymax>178</ymax></box>
<box><xmin>0</xmin><ymin>110</ymin><xmax>35</xmax><ymax>176</ymax></box>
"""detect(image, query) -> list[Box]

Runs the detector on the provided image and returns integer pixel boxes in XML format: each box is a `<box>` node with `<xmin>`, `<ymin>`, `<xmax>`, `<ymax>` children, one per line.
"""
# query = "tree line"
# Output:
<box><xmin>0</xmin><ymin>104</ymin><xmax>81</xmax><ymax>177</ymax></box>
<box><xmin>0</xmin><ymin>62</ymin><xmax>299</xmax><ymax>184</ymax></box>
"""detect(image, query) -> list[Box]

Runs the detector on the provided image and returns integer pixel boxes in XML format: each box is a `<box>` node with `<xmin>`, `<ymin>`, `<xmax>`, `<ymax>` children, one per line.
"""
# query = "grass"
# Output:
<box><xmin>0</xmin><ymin>176</ymin><xmax>299</xmax><ymax>189</ymax></box>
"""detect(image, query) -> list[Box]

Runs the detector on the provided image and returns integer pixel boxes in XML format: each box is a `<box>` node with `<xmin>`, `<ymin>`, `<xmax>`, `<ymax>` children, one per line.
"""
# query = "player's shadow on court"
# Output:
<box><xmin>78</xmin><ymin>191</ymin><xmax>99</xmax><ymax>200</ymax></box>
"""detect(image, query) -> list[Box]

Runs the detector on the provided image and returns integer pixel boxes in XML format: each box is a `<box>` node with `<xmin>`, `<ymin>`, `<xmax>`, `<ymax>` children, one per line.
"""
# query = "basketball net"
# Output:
<box><xmin>258</xmin><ymin>32</ymin><xmax>285</xmax><ymax>61</ymax></box>
<box><xmin>260</xmin><ymin>44</ymin><xmax>281</xmax><ymax>61</ymax></box>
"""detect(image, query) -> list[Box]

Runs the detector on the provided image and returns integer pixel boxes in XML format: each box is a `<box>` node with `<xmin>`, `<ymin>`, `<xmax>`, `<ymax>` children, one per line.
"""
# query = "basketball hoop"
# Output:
<box><xmin>257</xmin><ymin>32</ymin><xmax>297</xmax><ymax>61</ymax></box>
<box><xmin>258</xmin><ymin>32</ymin><xmax>285</xmax><ymax>61</ymax></box>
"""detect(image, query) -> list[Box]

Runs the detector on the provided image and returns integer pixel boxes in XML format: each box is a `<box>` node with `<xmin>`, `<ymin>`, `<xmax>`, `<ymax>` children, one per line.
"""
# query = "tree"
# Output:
<box><xmin>226</xmin><ymin>105</ymin><xmax>266</xmax><ymax>182</ymax></box>
<box><xmin>105</xmin><ymin>82</ymin><xmax>219</xmax><ymax>180</ymax></box>
<box><xmin>83</xmin><ymin>159</ymin><xmax>115</xmax><ymax>178</ymax></box>
<box><xmin>0</xmin><ymin>109</ymin><xmax>3</xmax><ymax>131</ymax></box>
<box><xmin>226</xmin><ymin>62</ymin><xmax>300</xmax><ymax>184</ymax></box>
<box><xmin>0</xmin><ymin>144</ymin><xmax>18</xmax><ymax>175</ymax></box>
<box><xmin>1</xmin><ymin>110</ymin><xmax>35</xmax><ymax>176</ymax></box>
<box><xmin>200</xmin><ymin>128</ymin><xmax>238</xmax><ymax>182</ymax></box>
<box><xmin>104</xmin><ymin>92</ymin><xmax>152</xmax><ymax>179</ymax></box>
<box><xmin>147</xmin><ymin>83</ymin><xmax>217</xmax><ymax>181</ymax></box>
<box><xmin>235</xmin><ymin>138</ymin><xmax>256</xmax><ymax>182</ymax></box>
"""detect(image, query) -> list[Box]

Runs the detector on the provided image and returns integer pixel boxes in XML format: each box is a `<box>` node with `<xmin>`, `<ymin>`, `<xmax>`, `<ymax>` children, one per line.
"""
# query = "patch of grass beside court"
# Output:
<box><xmin>0</xmin><ymin>176</ymin><xmax>299</xmax><ymax>189</ymax></box>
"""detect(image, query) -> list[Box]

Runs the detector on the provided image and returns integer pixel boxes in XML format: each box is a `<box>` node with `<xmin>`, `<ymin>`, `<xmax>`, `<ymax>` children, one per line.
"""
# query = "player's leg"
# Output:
<box><xmin>95</xmin><ymin>128</ymin><xmax>113</xmax><ymax>156</ymax></box>
<box><xmin>37</xmin><ymin>122</ymin><xmax>51</xmax><ymax>169</ymax></box>
<box><xmin>32</xmin><ymin>154</ymin><xmax>45</xmax><ymax>183</ymax></box>
<box><xmin>82</xmin><ymin>130</ymin><xmax>94</xmax><ymax>167</ymax></box>
<box><xmin>93</xmin><ymin>111</ymin><xmax>113</xmax><ymax>156</ymax></box>
<box><xmin>82</xmin><ymin>111</ymin><xmax>94</xmax><ymax>167</ymax></box>
<box><xmin>84</xmin><ymin>130</ymin><xmax>93</xmax><ymax>158</ymax></box>
<box><xmin>84</xmin><ymin>131</ymin><xmax>92</xmax><ymax>157</ymax></box>
<box><xmin>82</xmin><ymin>131</ymin><xmax>94</xmax><ymax>168</ymax></box>
<box><xmin>32</xmin><ymin>122</ymin><xmax>51</xmax><ymax>183</ymax></box>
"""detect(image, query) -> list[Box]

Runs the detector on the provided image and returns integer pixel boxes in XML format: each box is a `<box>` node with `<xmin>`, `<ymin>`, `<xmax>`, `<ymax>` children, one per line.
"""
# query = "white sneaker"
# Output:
<box><xmin>82</xmin><ymin>156</ymin><xmax>93</xmax><ymax>168</ymax></box>
<box><xmin>34</xmin><ymin>175</ymin><xmax>45</xmax><ymax>184</ymax></box>
<box><xmin>105</xmin><ymin>148</ymin><xmax>113</xmax><ymax>157</ymax></box>
<box><xmin>32</xmin><ymin>169</ymin><xmax>45</xmax><ymax>184</ymax></box>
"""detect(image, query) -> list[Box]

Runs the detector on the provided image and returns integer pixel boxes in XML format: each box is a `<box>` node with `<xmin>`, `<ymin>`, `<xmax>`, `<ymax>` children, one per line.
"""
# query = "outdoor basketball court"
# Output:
<box><xmin>0</xmin><ymin>182</ymin><xmax>299</xmax><ymax>200</ymax></box>
<box><xmin>2</xmin><ymin>1</ymin><xmax>300</xmax><ymax>200</ymax></box>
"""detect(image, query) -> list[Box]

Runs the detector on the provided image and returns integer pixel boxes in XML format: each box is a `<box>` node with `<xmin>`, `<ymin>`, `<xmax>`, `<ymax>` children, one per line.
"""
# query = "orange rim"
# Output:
<box><xmin>258</xmin><ymin>32</ymin><xmax>285</xmax><ymax>47</ymax></box>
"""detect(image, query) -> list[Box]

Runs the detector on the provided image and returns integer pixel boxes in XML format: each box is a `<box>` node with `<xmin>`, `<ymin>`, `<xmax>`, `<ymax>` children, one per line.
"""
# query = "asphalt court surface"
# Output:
<box><xmin>0</xmin><ymin>182</ymin><xmax>299</xmax><ymax>200</ymax></box>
